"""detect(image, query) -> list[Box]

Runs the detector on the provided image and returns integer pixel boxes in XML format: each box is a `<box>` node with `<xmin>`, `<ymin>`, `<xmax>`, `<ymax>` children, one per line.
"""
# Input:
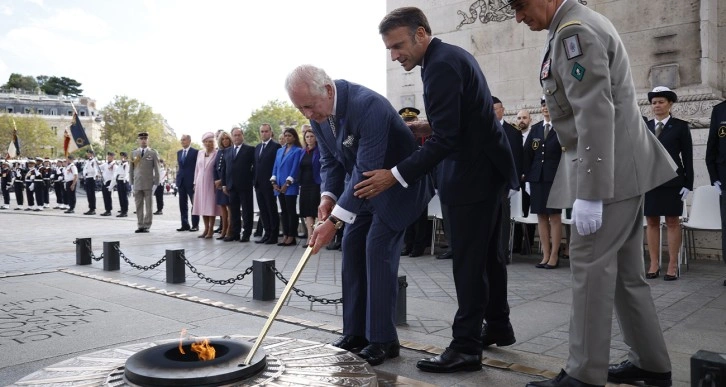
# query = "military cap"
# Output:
<box><xmin>35</xmin><ymin>156</ymin><xmax>44</xmax><ymax>162</ymax></box>
<box><xmin>27</xmin><ymin>159</ymin><xmax>36</xmax><ymax>164</ymax></box>
<box><xmin>119</xmin><ymin>151</ymin><xmax>128</xmax><ymax>157</ymax></box>
<box><xmin>107</xmin><ymin>151</ymin><xmax>115</xmax><ymax>156</ymax></box>
<box><xmin>137</xmin><ymin>132</ymin><xmax>149</xmax><ymax>138</ymax></box>
<box><xmin>647</xmin><ymin>86</ymin><xmax>677</xmax><ymax>103</ymax></box>
<box><xmin>398</xmin><ymin>107</ymin><xmax>420</xmax><ymax>119</ymax></box>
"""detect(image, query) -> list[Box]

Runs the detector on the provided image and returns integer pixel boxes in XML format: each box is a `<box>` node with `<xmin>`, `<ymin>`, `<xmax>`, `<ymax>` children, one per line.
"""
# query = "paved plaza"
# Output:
<box><xmin>1</xmin><ymin>192</ymin><xmax>725</xmax><ymax>386</ymax></box>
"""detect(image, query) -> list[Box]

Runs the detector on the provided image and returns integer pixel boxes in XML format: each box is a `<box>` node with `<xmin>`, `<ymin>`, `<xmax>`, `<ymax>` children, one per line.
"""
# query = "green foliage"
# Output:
<box><xmin>241</xmin><ymin>99</ymin><xmax>307</xmax><ymax>144</ymax></box>
<box><xmin>40</xmin><ymin>76</ymin><xmax>83</xmax><ymax>97</ymax></box>
<box><xmin>0</xmin><ymin>114</ymin><xmax>56</xmax><ymax>158</ymax></box>
<box><xmin>3</xmin><ymin>73</ymin><xmax>39</xmax><ymax>92</ymax></box>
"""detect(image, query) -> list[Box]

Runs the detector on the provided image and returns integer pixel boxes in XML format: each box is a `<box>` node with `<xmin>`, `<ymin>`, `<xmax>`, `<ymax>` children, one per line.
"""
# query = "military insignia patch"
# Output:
<box><xmin>541</xmin><ymin>59</ymin><xmax>551</xmax><ymax>80</ymax></box>
<box><xmin>532</xmin><ymin>139</ymin><xmax>541</xmax><ymax>150</ymax></box>
<box><xmin>563</xmin><ymin>35</ymin><xmax>582</xmax><ymax>60</ymax></box>
<box><xmin>719</xmin><ymin>126</ymin><xmax>726</xmax><ymax>138</ymax></box>
<box><xmin>571</xmin><ymin>62</ymin><xmax>585</xmax><ymax>81</ymax></box>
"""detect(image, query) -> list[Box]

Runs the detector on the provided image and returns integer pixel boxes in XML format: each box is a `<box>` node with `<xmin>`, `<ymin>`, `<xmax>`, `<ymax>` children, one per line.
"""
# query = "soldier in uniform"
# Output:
<box><xmin>705</xmin><ymin>99</ymin><xmax>726</xmax><ymax>287</ymax></box>
<box><xmin>82</xmin><ymin>149</ymin><xmax>99</xmax><ymax>215</ymax></box>
<box><xmin>52</xmin><ymin>159</ymin><xmax>66</xmax><ymax>209</ymax></box>
<box><xmin>12</xmin><ymin>161</ymin><xmax>25</xmax><ymax>210</ymax></box>
<box><xmin>111</xmin><ymin>151</ymin><xmax>130</xmax><ymax>217</ymax></box>
<box><xmin>64</xmin><ymin>155</ymin><xmax>79</xmax><ymax>213</ymax></box>
<box><xmin>24</xmin><ymin>158</ymin><xmax>40</xmax><ymax>211</ymax></box>
<box><xmin>504</xmin><ymin>0</ymin><xmax>676</xmax><ymax>386</ymax></box>
<box><xmin>0</xmin><ymin>161</ymin><xmax>11</xmax><ymax>209</ymax></box>
<box><xmin>40</xmin><ymin>158</ymin><xmax>52</xmax><ymax>208</ymax></box>
<box><xmin>398</xmin><ymin>107</ymin><xmax>430</xmax><ymax>257</ymax></box>
<box><xmin>129</xmin><ymin>132</ymin><xmax>160</xmax><ymax>233</ymax></box>
<box><xmin>99</xmin><ymin>152</ymin><xmax>116</xmax><ymax>216</ymax></box>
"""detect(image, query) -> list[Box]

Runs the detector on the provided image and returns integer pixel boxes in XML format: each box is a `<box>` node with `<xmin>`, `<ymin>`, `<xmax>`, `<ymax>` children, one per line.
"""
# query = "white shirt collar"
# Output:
<box><xmin>331</xmin><ymin>81</ymin><xmax>338</xmax><ymax>116</ymax></box>
<box><xmin>656</xmin><ymin>115</ymin><xmax>671</xmax><ymax>126</ymax></box>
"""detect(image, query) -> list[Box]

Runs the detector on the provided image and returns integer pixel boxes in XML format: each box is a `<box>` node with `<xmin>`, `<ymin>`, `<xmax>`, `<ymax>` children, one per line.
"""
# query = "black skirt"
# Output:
<box><xmin>298</xmin><ymin>184</ymin><xmax>320</xmax><ymax>218</ymax></box>
<box><xmin>644</xmin><ymin>186</ymin><xmax>682</xmax><ymax>216</ymax></box>
<box><xmin>530</xmin><ymin>182</ymin><xmax>559</xmax><ymax>215</ymax></box>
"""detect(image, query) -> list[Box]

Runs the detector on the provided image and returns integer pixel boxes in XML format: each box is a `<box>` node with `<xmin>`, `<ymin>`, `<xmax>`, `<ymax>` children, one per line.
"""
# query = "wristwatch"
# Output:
<box><xmin>327</xmin><ymin>215</ymin><xmax>344</xmax><ymax>230</ymax></box>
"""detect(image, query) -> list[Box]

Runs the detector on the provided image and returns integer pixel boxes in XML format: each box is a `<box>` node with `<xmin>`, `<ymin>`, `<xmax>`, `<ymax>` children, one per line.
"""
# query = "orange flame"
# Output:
<box><xmin>179</xmin><ymin>328</ymin><xmax>187</xmax><ymax>355</ymax></box>
<box><xmin>191</xmin><ymin>338</ymin><xmax>216</xmax><ymax>361</ymax></box>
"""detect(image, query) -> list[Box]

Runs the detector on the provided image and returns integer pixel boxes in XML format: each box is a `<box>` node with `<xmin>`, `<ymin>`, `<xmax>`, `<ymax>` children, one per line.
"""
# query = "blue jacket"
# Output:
<box><xmin>176</xmin><ymin>147</ymin><xmax>199</xmax><ymax>190</ymax></box>
<box><xmin>271</xmin><ymin>145</ymin><xmax>303</xmax><ymax>196</ymax></box>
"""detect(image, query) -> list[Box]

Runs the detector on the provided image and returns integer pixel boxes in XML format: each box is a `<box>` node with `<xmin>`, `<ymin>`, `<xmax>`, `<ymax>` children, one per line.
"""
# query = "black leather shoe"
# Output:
<box><xmin>646</xmin><ymin>269</ymin><xmax>660</xmax><ymax>279</ymax></box>
<box><xmin>189</xmin><ymin>227</ymin><xmax>199</xmax><ymax>232</ymax></box>
<box><xmin>264</xmin><ymin>239</ymin><xmax>278</xmax><ymax>245</ymax></box>
<box><xmin>535</xmin><ymin>262</ymin><xmax>548</xmax><ymax>268</ymax></box>
<box><xmin>544</xmin><ymin>261</ymin><xmax>560</xmax><ymax>269</ymax></box>
<box><xmin>117</xmin><ymin>213</ymin><xmax>128</xmax><ymax>217</ymax></box>
<box><xmin>213</xmin><ymin>228</ymin><xmax>222</xmax><ymax>234</ymax></box>
<box><xmin>255</xmin><ymin>237</ymin><xmax>268</xmax><ymax>244</ymax></box>
<box><xmin>153</xmin><ymin>210</ymin><xmax>163</xmax><ymax>215</ymax></box>
<box><xmin>64</xmin><ymin>210</ymin><xmax>74</xmax><ymax>214</ymax></box>
<box><xmin>481</xmin><ymin>322</ymin><xmax>516</xmax><ymax>348</ymax></box>
<box><xmin>134</xmin><ymin>228</ymin><xmax>149</xmax><ymax>233</ymax></box>
<box><xmin>239</xmin><ymin>236</ymin><xmax>250</xmax><ymax>242</ymax></box>
<box><xmin>409</xmin><ymin>248</ymin><xmax>425</xmax><ymax>257</ymax></box>
<box><xmin>84</xmin><ymin>210</ymin><xmax>96</xmax><ymax>215</ymax></box>
<box><xmin>527</xmin><ymin>369</ymin><xmax>603</xmax><ymax>387</ymax></box>
<box><xmin>401</xmin><ymin>247</ymin><xmax>412</xmax><ymax>256</ymax></box>
<box><xmin>177</xmin><ymin>226</ymin><xmax>190</xmax><ymax>232</ymax></box>
<box><xmin>223</xmin><ymin>236</ymin><xmax>239</xmax><ymax>242</ymax></box>
<box><xmin>358</xmin><ymin>341</ymin><xmax>400</xmax><ymax>366</ymax></box>
<box><xmin>437</xmin><ymin>251</ymin><xmax>453</xmax><ymax>260</ymax></box>
<box><xmin>417</xmin><ymin>347</ymin><xmax>481</xmax><ymax>373</ymax></box>
<box><xmin>607</xmin><ymin>360</ymin><xmax>671</xmax><ymax>387</ymax></box>
<box><xmin>100</xmin><ymin>211</ymin><xmax>111</xmax><ymax>216</ymax></box>
<box><xmin>330</xmin><ymin>335</ymin><xmax>368</xmax><ymax>353</ymax></box>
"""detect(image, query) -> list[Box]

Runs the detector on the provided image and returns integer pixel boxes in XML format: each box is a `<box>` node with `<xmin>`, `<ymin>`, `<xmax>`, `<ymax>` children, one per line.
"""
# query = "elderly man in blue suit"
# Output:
<box><xmin>176</xmin><ymin>134</ymin><xmax>199</xmax><ymax>231</ymax></box>
<box><xmin>286</xmin><ymin>64</ymin><xmax>433</xmax><ymax>367</ymax></box>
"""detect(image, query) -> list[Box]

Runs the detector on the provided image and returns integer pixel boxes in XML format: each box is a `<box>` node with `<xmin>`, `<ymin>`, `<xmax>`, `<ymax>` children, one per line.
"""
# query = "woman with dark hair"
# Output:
<box><xmin>644</xmin><ymin>86</ymin><xmax>693</xmax><ymax>281</ymax></box>
<box><xmin>214</xmin><ymin>131</ymin><xmax>233</xmax><ymax>240</ymax></box>
<box><xmin>271</xmin><ymin>127</ymin><xmax>304</xmax><ymax>246</ymax></box>
<box><xmin>298</xmin><ymin>128</ymin><xmax>321</xmax><ymax>247</ymax></box>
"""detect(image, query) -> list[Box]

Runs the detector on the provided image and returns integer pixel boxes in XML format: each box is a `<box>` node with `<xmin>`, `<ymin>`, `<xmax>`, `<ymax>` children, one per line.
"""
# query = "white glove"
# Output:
<box><xmin>572</xmin><ymin>198</ymin><xmax>603</xmax><ymax>236</ymax></box>
<box><xmin>679</xmin><ymin>187</ymin><xmax>689</xmax><ymax>201</ymax></box>
<box><xmin>507</xmin><ymin>189</ymin><xmax>518</xmax><ymax>199</ymax></box>
<box><xmin>525</xmin><ymin>182</ymin><xmax>531</xmax><ymax>196</ymax></box>
<box><xmin>714</xmin><ymin>181</ymin><xmax>722</xmax><ymax>195</ymax></box>
<box><xmin>130</xmin><ymin>184</ymin><xmax>134</xmax><ymax>191</ymax></box>
<box><xmin>28</xmin><ymin>183</ymin><xmax>34</xmax><ymax>192</ymax></box>
<box><xmin>152</xmin><ymin>184</ymin><xmax>157</xmax><ymax>193</ymax></box>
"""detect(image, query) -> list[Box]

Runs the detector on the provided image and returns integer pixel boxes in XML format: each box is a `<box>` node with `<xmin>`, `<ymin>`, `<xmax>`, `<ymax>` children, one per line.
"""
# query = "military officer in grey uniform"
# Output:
<box><xmin>129</xmin><ymin>132</ymin><xmax>160</xmax><ymax>233</ymax></box>
<box><xmin>504</xmin><ymin>1</ymin><xmax>676</xmax><ymax>386</ymax></box>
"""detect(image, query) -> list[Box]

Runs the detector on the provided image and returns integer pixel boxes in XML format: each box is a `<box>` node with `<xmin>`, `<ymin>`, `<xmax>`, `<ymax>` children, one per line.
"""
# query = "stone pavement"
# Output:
<box><xmin>1</xmin><ymin>192</ymin><xmax>725</xmax><ymax>386</ymax></box>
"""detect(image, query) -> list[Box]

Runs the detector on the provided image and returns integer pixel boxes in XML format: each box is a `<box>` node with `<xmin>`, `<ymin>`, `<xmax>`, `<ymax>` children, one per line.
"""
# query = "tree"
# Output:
<box><xmin>3</xmin><ymin>73</ymin><xmax>39</xmax><ymax>92</ymax></box>
<box><xmin>0</xmin><ymin>114</ymin><xmax>56</xmax><ymax>158</ymax></box>
<box><xmin>241</xmin><ymin>99</ymin><xmax>307</xmax><ymax>144</ymax></box>
<box><xmin>40</xmin><ymin>76</ymin><xmax>83</xmax><ymax>96</ymax></box>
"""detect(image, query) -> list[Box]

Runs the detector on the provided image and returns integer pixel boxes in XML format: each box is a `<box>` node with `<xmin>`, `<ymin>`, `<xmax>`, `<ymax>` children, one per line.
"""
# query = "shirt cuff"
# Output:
<box><xmin>321</xmin><ymin>191</ymin><xmax>338</xmax><ymax>202</ymax></box>
<box><xmin>332</xmin><ymin>204</ymin><xmax>356</xmax><ymax>224</ymax></box>
<box><xmin>286</xmin><ymin>176</ymin><xmax>294</xmax><ymax>184</ymax></box>
<box><xmin>269</xmin><ymin>175</ymin><xmax>277</xmax><ymax>182</ymax></box>
<box><xmin>391</xmin><ymin>166</ymin><xmax>408</xmax><ymax>188</ymax></box>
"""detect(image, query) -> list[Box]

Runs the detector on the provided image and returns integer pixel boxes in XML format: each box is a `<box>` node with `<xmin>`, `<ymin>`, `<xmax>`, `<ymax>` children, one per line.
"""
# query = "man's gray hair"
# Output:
<box><xmin>181</xmin><ymin>134</ymin><xmax>191</xmax><ymax>141</ymax></box>
<box><xmin>285</xmin><ymin>64</ymin><xmax>332</xmax><ymax>97</ymax></box>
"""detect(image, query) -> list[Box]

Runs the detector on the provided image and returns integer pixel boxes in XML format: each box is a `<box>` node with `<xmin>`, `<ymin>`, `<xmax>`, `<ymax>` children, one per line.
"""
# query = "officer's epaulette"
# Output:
<box><xmin>557</xmin><ymin>20</ymin><xmax>581</xmax><ymax>33</ymax></box>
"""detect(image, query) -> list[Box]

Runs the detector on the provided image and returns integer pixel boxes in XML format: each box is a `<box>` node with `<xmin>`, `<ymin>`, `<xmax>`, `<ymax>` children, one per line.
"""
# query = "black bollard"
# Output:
<box><xmin>253</xmin><ymin>259</ymin><xmax>275</xmax><ymax>301</ymax></box>
<box><xmin>691</xmin><ymin>350</ymin><xmax>726</xmax><ymax>386</ymax></box>
<box><xmin>103</xmin><ymin>241</ymin><xmax>120</xmax><ymax>271</ymax></box>
<box><xmin>396</xmin><ymin>275</ymin><xmax>407</xmax><ymax>325</ymax></box>
<box><xmin>76</xmin><ymin>238</ymin><xmax>92</xmax><ymax>265</ymax></box>
<box><xmin>166</xmin><ymin>249</ymin><xmax>185</xmax><ymax>284</ymax></box>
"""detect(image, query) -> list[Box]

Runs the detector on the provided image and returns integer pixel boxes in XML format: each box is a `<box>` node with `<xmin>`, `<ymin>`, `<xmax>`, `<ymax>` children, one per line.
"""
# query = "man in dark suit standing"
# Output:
<box><xmin>358</xmin><ymin>7</ymin><xmax>518</xmax><ymax>373</ymax></box>
<box><xmin>254</xmin><ymin>123</ymin><xmax>281</xmax><ymax>245</ymax></box>
<box><xmin>704</xmin><ymin>99</ymin><xmax>726</xmax><ymax>287</ymax></box>
<box><xmin>221</xmin><ymin>127</ymin><xmax>256</xmax><ymax>242</ymax></box>
<box><xmin>287</xmin><ymin>64</ymin><xmax>432</xmax><ymax>367</ymax></box>
<box><xmin>176</xmin><ymin>134</ymin><xmax>199</xmax><ymax>231</ymax></box>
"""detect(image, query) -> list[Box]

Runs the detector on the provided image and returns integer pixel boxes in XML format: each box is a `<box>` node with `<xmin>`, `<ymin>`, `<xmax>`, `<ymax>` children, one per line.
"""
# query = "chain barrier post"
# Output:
<box><xmin>166</xmin><ymin>249</ymin><xmax>185</xmax><ymax>283</ymax></box>
<box><xmin>75</xmin><ymin>238</ymin><xmax>92</xmax><ymax>265</ymax></box>
<box><xmin>396</xmin><ymin>275</ymin><xmax>407</xmax><ymax>325</ymax></box>
<box><xmin>103</xmin><ymin>241</ymin><xmax>120</xmax><ymax>271</ymax></box>
<box><xmin>253</xmin><ymin>259</ymin><xmax>275</xmax><ymax>301</ymax></box>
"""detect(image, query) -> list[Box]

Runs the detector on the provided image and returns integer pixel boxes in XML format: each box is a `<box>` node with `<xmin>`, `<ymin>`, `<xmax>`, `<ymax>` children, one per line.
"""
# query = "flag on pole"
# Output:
<box><xmin>7</xmin><ymin>120</ymin><xmax>20</xmax><ymax>158</ymax></box>
<box><xmin>69</xmin><ymin>112</ymin><xmax>90</xmax><ymax>150</ymax></box>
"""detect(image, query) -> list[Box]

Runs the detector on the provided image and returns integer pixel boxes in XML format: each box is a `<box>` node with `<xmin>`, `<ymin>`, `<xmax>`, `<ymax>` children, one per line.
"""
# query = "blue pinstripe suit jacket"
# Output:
<box><xmin>310</xmin><ymin>80</ymin><xmax>433</xmax><ymax>232</ymax></box>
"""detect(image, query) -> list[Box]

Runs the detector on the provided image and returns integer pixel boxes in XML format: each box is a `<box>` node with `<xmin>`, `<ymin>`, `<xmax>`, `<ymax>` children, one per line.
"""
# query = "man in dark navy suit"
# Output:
<box><xmin>358</xmin><ymin>7</ymin><xmax>518</xmax><ymax>373</ymax></box>
<box><xmin>705</xmin><ymin>99</ymin><xmax>726</xmax><ymax>287</ymax></box>
<box><xmin>176</xmin><ymin>134</ymin><xmax>199</xmax><ymax>231</ymax></box>
<box><xmin>221</xmin><ymin>127</ymin><xmax>256</xmax><ymax>242</ymax></box>
<box><xmin>254</xmin><ymin>124</ymin><xmax>281</xmax><ymax>244</ymax></box>
<box><xmin>286</xmin><ymin>64</ymin><xmax>432</xmax><ymax>367</ymax></box>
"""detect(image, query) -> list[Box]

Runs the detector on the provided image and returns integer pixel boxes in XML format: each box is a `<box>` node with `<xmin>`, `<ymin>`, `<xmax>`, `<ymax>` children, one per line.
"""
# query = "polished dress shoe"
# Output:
<box><xmin>409</xmin><ymin>248</ymin><xmax>425</xmax><ymax>257</ymax></box>
<box><xmin>357</xmin><ymin>341</ymin><xmax>400</xmax><ymax>366</ymax></box>
<box><xmin>223</xmin><ymin>236</ymin><xmax>239</xmax><ymax>242</ymax></box>
<box><xmin>400</xmin><ymin>246</ymin><xmax>412</xmax><ymax>256</ymax></box>
<box><xmin>255</xmin><ymin>237</ymin><xmax>268</xmax><ymax>244</ymax></box>
<box><xmin>134</xmin><ymin>228</ymin><xmax>149</xmax><ymax>233</ymax></box>
<box><xmin>330</xmin><ymin>335</ymin><xmax>368</xmax><ymax>353</ymax></box>
<box><xmin>416</xmin><ymin>347</ymin><xmax>482</xmax><ymax>373</ymax></box>
<box><xmin>100</xmin><ymin>211</ymin><xmax>111</xmax><ymax>216</ymax></box>
<box><xmin>189</xmin><ymin>227</ymin><xmax>199</xmax><ymax>232</ymax></box>
<box><xmin>527</xmin><ymin>369</ymin><xmax>603</xmax><ymax>387</ymax></box>
<box><xmin>663</xmin><ymin>273</ymin><xmax>678</xmax><ymax>281</ymax></box>
<box><xmin>153</xmin><ymin>210</ymin><xmax>163</xmax><ymax>215</ymax></box>
<box><xmin>176</xmin><ymin>225</ymin><xmax>190</xmax><ymax>232</ymax></box>
<box><xmin>535</xmin><ymin>262</ymin><xmax>548</xmax><ymax>268</ymax></box>
<box><xmin>264</xmin><ymin>239</ymin><xmax>278</xmax><ymax>245</ymax></box>
<box><xmin>437</xmin><ymin>251</ymin><xmax>453</xmax><ymax>260</ymax></box>
<box><xmin>607</xmin><ymin>360</ymin><xmax>671</xmax><ymax>387</ymax></box>
<box><xmin>83</xmin><ymin>210</ymin><xmax>96</xmax><ymax>215</ymax></box>
<box><xmin>481</xmin><ymin>322</ymin><xmax>516</xmax><ymax>347</ymax></box>
<box><xmin>116</xmin><ymin>213</ymin><xmax>128</xmax><ymax>217</ymax></box>
<box><xmin>646</xmin><ymin>268</ymin><xmax>660</xmax><ymax>279</ymax></box>
<box><xmin>239</xmin><ymin>236</ymin><xmax>250</xmax><ymax>242</ymax></box>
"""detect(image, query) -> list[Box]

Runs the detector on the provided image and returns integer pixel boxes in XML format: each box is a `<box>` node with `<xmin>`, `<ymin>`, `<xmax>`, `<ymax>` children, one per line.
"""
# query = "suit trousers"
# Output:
<box><xmin>134</xmin><ymin>189</ymin><xmax>154</xmax><ymax>229</ymax></box>
<box><xmin>64</xmin><ymin>182</ymin><xmax>76</xmax><ymax>210</ymax></box>
<box><xmin>154</xmin><ymin>185</ymin><xmax>164</xmax><ymax>211</ymax></box>
<box><xmin>229</xmin><ymin>187</ymin><xmax>254</xmax><ymax>238</ymax></box>
<box><xmin>14</xmin><ymin>182</ymin><xmax>24</xmax><ymax>205</ymax></box>
<box><xmin>565</xmin><ymin>195</ymin><xmax>671</xmax><ymax>385</ymax></box>
<box><xmin>447</xmin><ymin>194</ymin><xmax>503</xmax><ymax>355</ymax></box>
<box><xmin>34</xmin><ymin>184</ymin><xmax>44</xmax><ymax>206</ymax></box>
<box><xmin>117</xmin><ymin>180</ymin><xmax>128</xmax><ymax>213</ymax></box>
<box><xmin>84</xmin><ymin>178</ymin><xmax>96</xmax><ymax>210</ymax></box>
<box><xmin>25</xmin><ymin>186</ymin><xmax>35</xmax><ymax>206</ymax></box>
<box><xmin>256</xmin><ymin>185</ymin><xmax>279</xmax><ymax>241</ymax></box>
<box><xmin>53</xmin><ymin>182</ymin><xmax>65</xmax><ymax>205</ymax></box>
<box><xmin>278</xmin><ymin>194</ymin><xmax>298</xmax><ymax>237</ymax></box>
<box><xmin>341</xmin><ymin>211</ymin><xmax>404</xmax><ymax>343</ymax></box>
<box><xmin>403</xmin><ymin>209</ymin><xmax>429</xmax><ymax>251</ymax></box>
<box><xmin>178</xmin><ymin>184</ymin><xmax>198</xmax><ymax>228</ymax></box>
<box><xmin>1</xmin><ymin>183</ymin><xmax>9</xmax><ymax>205</ymax></box>
<box><xmin>102</xmin><ymin>184</ymin><xmax>113</xmax><ymax>212</ymax></box>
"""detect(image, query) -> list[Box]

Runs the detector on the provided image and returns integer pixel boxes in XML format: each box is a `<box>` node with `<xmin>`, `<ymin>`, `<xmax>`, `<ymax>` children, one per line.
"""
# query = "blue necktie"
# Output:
<box><xmin>181</xmin><ymin>149</ymin><xmax>186</xmax><ymax>164</ymax></box>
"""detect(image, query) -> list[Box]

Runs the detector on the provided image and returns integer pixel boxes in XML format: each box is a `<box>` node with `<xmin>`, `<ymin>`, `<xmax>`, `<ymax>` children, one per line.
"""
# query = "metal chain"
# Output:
<box><xmin>81</xmin><ymin>239</ymin><xmax>104</xmax><ymax>261</ymax></box>
<box><xmin>270</xmin><ymin>266</ymin><xmax>343</xmax><ymax>305</ymax></box>
<box><xmin>115</xmin><ymin>244</ymin><xmax>166</xmax><ymax>271</ymax></box>
<box><xmin>180</xmin><ymin>251</ymin><xmax>253</xmax><ymax>285</ymax></box>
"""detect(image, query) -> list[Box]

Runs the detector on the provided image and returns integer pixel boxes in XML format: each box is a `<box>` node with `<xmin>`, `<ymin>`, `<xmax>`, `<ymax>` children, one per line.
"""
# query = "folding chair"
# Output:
<box><xmin>681</xmin><ymin>185</ymin><xmax>721</xmax><ymax>272</ymax></box>
<box><xmin>510</xmin><ymin>190</ymin><xmax>539</xmax><ymax>257</ymax></box>
<box><xmin>427</xmin><ymin>194</ymin><xmax>443</xmax><ymax>254</ymax></box>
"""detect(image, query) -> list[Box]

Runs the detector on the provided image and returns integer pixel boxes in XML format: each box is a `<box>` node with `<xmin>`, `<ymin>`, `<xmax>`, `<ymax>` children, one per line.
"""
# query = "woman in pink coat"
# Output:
<box><xmin>192</xmin><ymin>132</ymin><xmax>222</xmax><ymax>238</ymax></box>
